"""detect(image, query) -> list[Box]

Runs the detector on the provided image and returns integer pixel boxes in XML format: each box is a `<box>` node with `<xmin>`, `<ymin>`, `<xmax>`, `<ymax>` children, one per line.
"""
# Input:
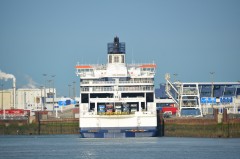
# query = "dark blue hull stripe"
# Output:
<box><xmin>79</xmin><ymin>127</ymin><xmax>157</xmax><ymax>138</ymax></box>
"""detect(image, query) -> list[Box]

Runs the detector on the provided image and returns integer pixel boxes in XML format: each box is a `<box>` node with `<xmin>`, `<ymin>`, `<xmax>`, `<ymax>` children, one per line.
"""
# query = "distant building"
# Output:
<box><xmin>0</xmin><ymin>88</ymin><xmax>57</xmax><ymax>111</ymax></box>
<box><xmin>0</xmin><ymin>89</ymin><xmax>12</xmax><ymax>109</ymax></box>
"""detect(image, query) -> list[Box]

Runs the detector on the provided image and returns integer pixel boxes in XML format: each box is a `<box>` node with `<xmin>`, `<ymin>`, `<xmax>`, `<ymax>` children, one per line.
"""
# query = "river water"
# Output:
<box><xmin>0</xmin><ymin>135</ymin><xmax>240</xmax><ymax>159</ymax></box>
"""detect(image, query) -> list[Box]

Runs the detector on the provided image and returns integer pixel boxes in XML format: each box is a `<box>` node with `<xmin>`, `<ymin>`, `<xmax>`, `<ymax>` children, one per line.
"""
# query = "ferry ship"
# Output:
<box><xmin>75</xmin><ymin>37</ymin><xmax>157</xmax><ymax>138</ymax></box>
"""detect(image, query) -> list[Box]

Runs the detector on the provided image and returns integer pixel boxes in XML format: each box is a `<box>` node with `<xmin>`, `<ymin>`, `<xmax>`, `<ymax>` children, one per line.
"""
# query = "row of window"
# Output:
<box><xmin>80</xmin><ymin>86</ymin><xmax>154</xmax><ymax>92</ymax></box>
<box><xmin>77</xmin><ymin>69</ymin><xmax>93</xmax><ymax>73</ymax></box>
<box><xmin>108</xmin><ymin>55</ymin><xmax>125</xmax><ymax>63</ymax></box>
<box><xmin>142</xmin><ymin>68</ymin><xmax>155</xmax><ymax>72</ymax></box>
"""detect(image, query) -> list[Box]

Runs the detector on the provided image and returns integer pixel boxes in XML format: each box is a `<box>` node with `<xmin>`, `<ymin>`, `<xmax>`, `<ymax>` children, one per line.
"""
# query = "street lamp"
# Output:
<box><xmin>47</xmin><ymin>80</ymin><xmax>52</xmax><ymax>94</ymax></box>
<box><xmin>42</xmin><ymin>74</ymin><xmax>47</xmax><ymax>109</ymax></box>
<box><xmin>1</xmin><ymin>82</ymin><xmax>3</xmax><ymax>110</ymax></box>
<box><xmin>72</xmin><ymin>81</ymin><xmax>76</xmax><ymax>99</ymax></box>
<box><xmin>51</xmin><ymin>75</ymin><xmax>56</xmax><ymax>94</ymax></box>
<box><xmin>210</xmin><ymin>72</ymin><xmax>215</xmax><ymax>98</ymax></box>
<box><xmin>51</xmin><ymin>75</ymin><xmax>57</xmax><ymax>118</ymax></box>
<box><xmin>68</xmin><ymin>84</ymin><xmax>72</xmax><ymax>98</ymax></box>
<box><xmin>40</xmin><ymin>86</ymin><xmax>44</xmax><ymax>111</ymax></box>
<box><xmin>1</xmin><ymin>82</ymin><xmax>5</xmax><ymax>119</ymax></box>
<box><xmin>210</xmin><ymin>72</ymin><xmax>215</xmax><ymax>115</ymax></box>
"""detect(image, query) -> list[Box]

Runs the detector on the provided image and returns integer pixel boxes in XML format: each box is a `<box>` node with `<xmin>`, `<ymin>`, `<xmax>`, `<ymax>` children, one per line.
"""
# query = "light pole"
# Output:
<box><xmin>68</xmin><ymin>84</ymin><xmax>72</xmax><ymax>98</ymax></box>
<box><xmin>210</xmin><ymin>72</ymin><xmax>215</xmax><ymax>115</ymax></box>
<box><xmin>1</xmin><ymin>82</ymin><xmax>5</xmax><ymax>119</ymax></box>
<box><xmin>43</xmin><ymin>74</ymin><xmax>47</xmax><ymax>110</ymax></box>
<box><xmin>72</xmin><ymin>81</ymin><xmax>76</xmax><ymax>99</ymax></box>
<box><xmin>1</xmin><ymin>82</ymin><xmax>3</xmax><ymax>119</ymax></box>
<box><xmin>47</xmin><ymin>80</ymin><xmax>52</xmax><ymax>95</ymax></box>
<box><xmin>1</xmin><ymin>82</ymin><xmax>3</xmax><ymax>110</ymax></box>
<box><xmin>47</xmin><ymin>79</ymin><xmax>52</xmax><ymax>111</ymax></box>
<box><xmin>51</xmin><ymin>75</ymin><xmax>57</xmax><ymax>118</ymax></box>
<box><xmin>210</xmin><ymin>72</ymin><xmax>215</xmax><ymax>98</ymax></box>
<box><xmin>40</xmin><ymin>86</ymin><xmax>44</xmax><ymax>111</ymax></box>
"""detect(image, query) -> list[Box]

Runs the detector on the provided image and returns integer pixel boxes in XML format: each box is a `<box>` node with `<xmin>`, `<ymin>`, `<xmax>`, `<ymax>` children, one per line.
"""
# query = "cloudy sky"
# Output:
<box><xmin>0</xmin><ymin>0</ymin><xmax>240</xmax><ymax>96</ymax></box>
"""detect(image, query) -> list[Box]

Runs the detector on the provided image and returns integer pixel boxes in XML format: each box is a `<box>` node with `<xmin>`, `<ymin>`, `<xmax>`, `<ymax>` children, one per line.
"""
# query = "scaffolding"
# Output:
<box><xmin>165</xmin><ymin>73</ymin><xmax>203</xmax><ymax>117</ymax></box>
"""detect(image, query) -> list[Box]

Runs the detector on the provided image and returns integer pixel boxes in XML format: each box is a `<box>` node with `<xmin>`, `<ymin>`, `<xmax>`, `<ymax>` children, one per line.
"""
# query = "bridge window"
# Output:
<box><xmin>109</xmin><ymin>55</ymin><xmax>112</xmax><ymax>63</ymax></box>
<box><xmin>114</xmin><ymin>55</ymin><xmax>119</xmax><ymax>63</ymax></box>
<box><xmin>121</xmin><ymin>55</ymin><xmax>124</xmax><ymax>63</ymax></box>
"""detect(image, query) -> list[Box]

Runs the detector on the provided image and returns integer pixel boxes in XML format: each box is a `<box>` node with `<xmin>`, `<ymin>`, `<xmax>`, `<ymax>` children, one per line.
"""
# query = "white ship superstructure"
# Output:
<box><xmin>75</xmin><ymin>37</ymin><xmax>157</xmax><ymax>138</ymax></box>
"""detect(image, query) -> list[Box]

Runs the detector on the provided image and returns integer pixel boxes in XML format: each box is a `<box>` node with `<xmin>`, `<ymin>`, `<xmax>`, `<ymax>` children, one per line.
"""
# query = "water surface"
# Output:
<box><xmin>0</xmin><ymin>135</ymin><xmax>239</xmax><ymax>159</ymax></box>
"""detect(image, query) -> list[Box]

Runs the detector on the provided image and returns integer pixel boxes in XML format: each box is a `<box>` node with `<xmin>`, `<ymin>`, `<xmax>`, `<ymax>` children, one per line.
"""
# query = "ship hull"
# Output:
<box><xmin>79</xmin><ymin>111</ymin><xmax>157</xmax><ymax>138</ymax></box>
<box><xmin>80</xmin><ymin>127</ymin><xmax>157</xmax><ymax>138</ymax></box>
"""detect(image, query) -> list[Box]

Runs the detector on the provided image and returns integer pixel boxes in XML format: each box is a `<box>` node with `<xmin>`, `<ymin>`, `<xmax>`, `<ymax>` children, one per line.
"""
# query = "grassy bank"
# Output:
<box><xmin>0</xmin><ymin>120</ymin><xmax>79</xmax><ymax>135</ymax></box>
<box><xmin>164</xmin><ymin>122</ymin><xmax>240</xmax><ymax>138</ymax></box>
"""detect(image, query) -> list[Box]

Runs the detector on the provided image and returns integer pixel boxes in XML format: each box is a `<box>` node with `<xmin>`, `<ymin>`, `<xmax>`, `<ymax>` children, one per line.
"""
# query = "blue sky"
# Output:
<box><xmin>0</xmin><ymin>0</ymin><xmax>240</xmax><ymax>96</ymax></box>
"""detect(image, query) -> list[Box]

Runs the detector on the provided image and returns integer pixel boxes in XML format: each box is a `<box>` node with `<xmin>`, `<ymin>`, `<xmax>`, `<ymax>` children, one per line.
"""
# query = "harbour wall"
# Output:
<box><xmin>0</xmin><ymin>118</ymin><xmax>79</xmax><ymax>135</ymax></box>
<box><xmin>157</xmin><ymin>109</ymin><xmax>240</xmax><ymax>138</ymax></box>
<box><xmin>1</xmin><ymin>109</ymin><xmax>240</xmax><ymax>137</ymax></box>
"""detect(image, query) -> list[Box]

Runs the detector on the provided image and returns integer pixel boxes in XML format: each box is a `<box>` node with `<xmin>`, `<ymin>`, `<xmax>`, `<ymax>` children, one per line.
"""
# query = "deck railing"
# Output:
<box><xmin>81</xmin><ymin>80</ymin><xmax>153</xmax><ymax>85</ymax></box>
<box><xmin>80</xmin><ymin>86</ymin><xmax>154</xmax><ymax>92</ymax></box>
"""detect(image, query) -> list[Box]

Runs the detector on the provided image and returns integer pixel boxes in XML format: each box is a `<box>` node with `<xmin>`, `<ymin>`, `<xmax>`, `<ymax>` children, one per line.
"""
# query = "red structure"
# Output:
<box><xmin>0</xmin><ymin>109</ymin><xmax>30</xmax><ymax>117</ymax></box>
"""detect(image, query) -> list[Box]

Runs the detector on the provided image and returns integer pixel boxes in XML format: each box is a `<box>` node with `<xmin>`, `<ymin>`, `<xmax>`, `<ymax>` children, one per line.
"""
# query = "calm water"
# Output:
<box><xmin>0</xmin><ymin>135</ymin><xmax>240</xmax><ymax>159</ymax></box>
